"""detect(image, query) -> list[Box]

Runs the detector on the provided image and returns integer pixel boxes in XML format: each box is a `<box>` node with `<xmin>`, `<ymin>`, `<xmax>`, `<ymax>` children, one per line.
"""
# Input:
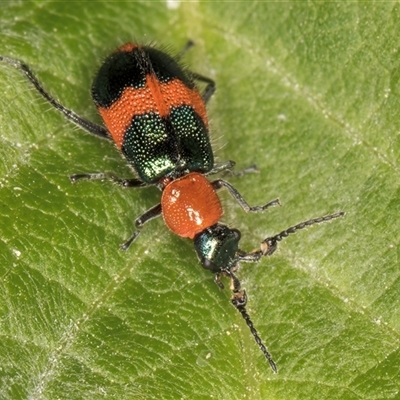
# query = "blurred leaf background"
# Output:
<box><xmin>0</xmin><ymin>1</ymin><xmax>399</xmax><ymax>399</ymax></box>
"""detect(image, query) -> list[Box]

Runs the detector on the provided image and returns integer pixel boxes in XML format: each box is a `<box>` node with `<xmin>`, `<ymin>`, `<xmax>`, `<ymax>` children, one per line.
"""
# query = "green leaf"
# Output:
<box><xmin>1</xmin><ymin>1</ymin><xmax>399</xmax><ymax>399</ymax></box>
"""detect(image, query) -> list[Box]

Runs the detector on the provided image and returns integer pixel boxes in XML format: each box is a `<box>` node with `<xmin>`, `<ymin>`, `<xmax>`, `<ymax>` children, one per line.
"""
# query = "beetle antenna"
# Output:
<box><xmin>261</xmin><ymin>211</ymin><xmax>345</xmax><ymax>256</ymax></box>
<box><xmin>224</xmin><ymin>269</ymin><xmax>277</xmax><ymax>373</ymax></box>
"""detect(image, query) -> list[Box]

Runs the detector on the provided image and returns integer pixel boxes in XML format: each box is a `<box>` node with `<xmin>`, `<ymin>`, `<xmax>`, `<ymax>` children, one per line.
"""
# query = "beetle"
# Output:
<box><xmin>0</xmin><ymin>42</ymin><xmax>343</xmax><ymax>372</ymax></box>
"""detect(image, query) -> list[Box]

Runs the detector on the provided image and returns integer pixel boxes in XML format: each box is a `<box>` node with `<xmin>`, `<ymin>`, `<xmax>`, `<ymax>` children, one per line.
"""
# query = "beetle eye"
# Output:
<box><xmin>201</xmin><ymin>257</ymin><xmax>214</xmax><ymax>271</ymax></box>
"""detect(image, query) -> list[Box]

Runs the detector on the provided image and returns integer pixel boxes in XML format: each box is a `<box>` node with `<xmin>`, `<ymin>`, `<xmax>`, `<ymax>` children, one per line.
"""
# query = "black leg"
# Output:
<box><xmin>177</xmin><ymin>40</ymin><xmax>195</xmax><ymax>58</ymax></box>
<box><xmin>225</xmin><ymin>164</ymin><xmax>259</xmax><ymax>177</ymax></box>
<box><xmin>212</xmin><ymin>178</ymin><xmax>280</xmax><ymax>212</ymax></box>
<box><xmin>207</xmin><ymin>162</ymin><xmax>260</xmax><ymax>178</ymax></box>
<box><xmin>70</xmin><ymin>171</ymin><xmax>160</xmax><ymax>250</ymax></box>
<box><xmin>120</xmin><ymin>203</ymin><xmax>162</xmax><ymax>250</ymax></box>
<box><xmin>0</xmin><ymin>56</ymin><xmax>109</xmax><ymax>139</ymax></box>
<box><xmin>207</xmin><ymin>160</ymin><xmax>236</xmax><ymax>176</ymax></box>
<box><xmin>70</xmin><ymin>172</ymin><xmax>147</xmax><ymax>188</ymax></box>
<box><xmin>177</xmin><ymin>40</ymin><xmax>216</xmax><ymax>104</ymax></box>
<box><xmin>191</xmin><ymin>71</ymin><xmax>215</xmax><ymax>103</ymax></box>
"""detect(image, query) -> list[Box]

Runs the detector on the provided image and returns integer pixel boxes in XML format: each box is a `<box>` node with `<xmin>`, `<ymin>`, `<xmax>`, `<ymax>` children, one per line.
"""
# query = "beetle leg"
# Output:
<box><xmin>0</xmin><ymin>55</ymin><xmax>109</xmax><ymax>139</ymax></box>
<box><xmin>70</xmin><ymin>172</ymin><xmax>147</xmax><ymax>188</ymax></box>
<box><xmin>212</xmin><ymin>179</ymin><xmax>280</xmax><ymax>213</ymax></box>
<box><xmin>120</xmin><ymin>203</ymin><xmax>162</xmax><ymax>250</ymax></box>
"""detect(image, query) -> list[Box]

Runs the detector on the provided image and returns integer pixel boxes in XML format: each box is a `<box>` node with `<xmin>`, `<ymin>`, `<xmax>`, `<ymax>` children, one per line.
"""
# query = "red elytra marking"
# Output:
<box><xmin>161</xmin><ymin>172</ymin><xmax>222</xmax><ymax>239</ymax></box>
<box><xmin>117</xmin><ymin>43</ymin><xmax>140</xmax><ymax>53</ymax></box>
<box><xmin>99</xmin><ymin>77</ymin><xmax>208</xmax><ymax>148</ymax></box>
<box><xmin>147</xmin><ymin>73</ymin><xmax>169</xmax><ymax>117</ymax></box>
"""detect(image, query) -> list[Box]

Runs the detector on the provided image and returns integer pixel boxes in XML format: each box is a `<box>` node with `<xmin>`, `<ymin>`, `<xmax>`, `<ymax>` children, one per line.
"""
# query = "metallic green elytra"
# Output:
<box><xmin>120</xmin><ymin>107</ymin><xmax>214</xmax><ymax>183</ymax></box>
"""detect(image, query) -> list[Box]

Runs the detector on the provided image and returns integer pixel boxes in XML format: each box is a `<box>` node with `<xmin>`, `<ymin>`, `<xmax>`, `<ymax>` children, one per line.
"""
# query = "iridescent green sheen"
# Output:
<box><xmin>122</xmin><ymin>106</ymin><xmax>213</xmax><ymax>183</ymax></box>
<box><xmin>194</xmin><ymin>224</ymin><xmax>240</xmax><ymax>273</ymax></box>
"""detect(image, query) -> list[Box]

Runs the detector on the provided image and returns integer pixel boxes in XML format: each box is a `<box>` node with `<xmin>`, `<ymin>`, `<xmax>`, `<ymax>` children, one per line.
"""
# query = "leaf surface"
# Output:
<box><xmin>0</xmin><ymin>2</ymin><xmax>399</xmax><ymax>399</ymax></box>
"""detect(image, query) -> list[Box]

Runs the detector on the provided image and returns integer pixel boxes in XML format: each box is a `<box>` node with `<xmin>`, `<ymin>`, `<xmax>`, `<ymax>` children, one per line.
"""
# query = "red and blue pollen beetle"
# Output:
<box><xmin>0</xmin><ymin>41</ymin><xmax>344</xmax><ymax>373</ymax></box>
